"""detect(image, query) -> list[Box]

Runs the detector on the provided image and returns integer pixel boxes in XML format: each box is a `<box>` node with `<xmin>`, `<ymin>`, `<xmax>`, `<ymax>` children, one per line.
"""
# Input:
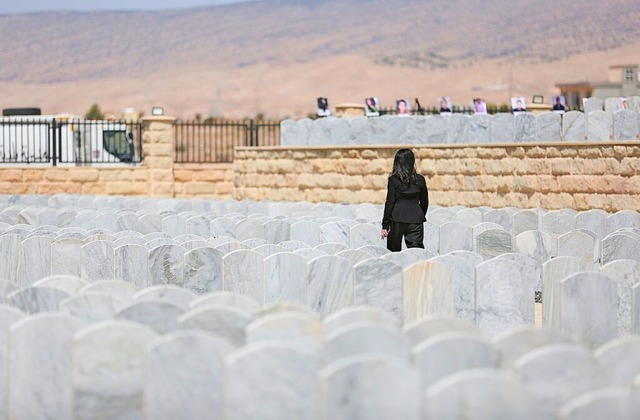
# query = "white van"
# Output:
<box><xmin>0</xmin><ymin>112</ymin><xmax>137</xmax><ymax>164</ymax></box>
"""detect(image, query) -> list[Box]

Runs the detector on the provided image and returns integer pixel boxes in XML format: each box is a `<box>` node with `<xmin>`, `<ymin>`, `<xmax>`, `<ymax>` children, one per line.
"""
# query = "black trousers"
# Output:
<box><xmin>387</xmin><ymin>221</ymin><xmax>424</xmax><ymax>252</ymax></box>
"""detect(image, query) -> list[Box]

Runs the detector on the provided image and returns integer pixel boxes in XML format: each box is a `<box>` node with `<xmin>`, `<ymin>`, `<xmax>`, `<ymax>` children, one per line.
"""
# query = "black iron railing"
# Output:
<box><xmin>173</xmin><ymin>119</ymin><xmax>280</xmax><ymax>163</ymax></box>
<box><xmin>0</xmin><ymin>118</ymin><xmax>143</xmax><ymax>165</ymax></box>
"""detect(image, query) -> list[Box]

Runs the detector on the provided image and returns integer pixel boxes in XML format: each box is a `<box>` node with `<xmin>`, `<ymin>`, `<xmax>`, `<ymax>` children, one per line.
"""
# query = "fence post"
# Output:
<box><xmin>51</xmin><ymin>118</ymin><xmax>57</xmax><ymax>167</ymax></box>
<box><xmin>140</xmin><ymin>116</ymin><xmax>176</xmax><ymax>197</ymax></box>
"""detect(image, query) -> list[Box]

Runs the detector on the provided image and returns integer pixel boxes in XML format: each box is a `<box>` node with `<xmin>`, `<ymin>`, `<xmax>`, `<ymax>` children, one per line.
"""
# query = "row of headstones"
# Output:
<box><xmin>1</xmin><ymin>215</ymin><xmax>638</xmax><ymax>290</ymax></box>
<box><xmin>2</xmin><ymin>203</ymin><xmax>639</xmax><ymax>260</ymax></box>
<box><xmin>2</xmin><ymin>240</ymin><xmax>640</xmax><ymax>346</ymax></box>
<box><xmin>281</xmin><ymin>108</ymin><xmax>640</xmax><ymax>146</ymax></box>
<box><xmin>0</xmin><ymin>194</ymin><xmax>384</xmax><ymax>220</ymax></box>
<box><xmin>2</xmin><ymin>285</ymin><xmax>640</xmax><ymax>420</ymax></box>
<box><xmin>2</xmin><ymin>195</ymin><xmax>639</xmax><ymax>239</ymax></box>
<box><xmin>3</xmin><ymin>195</ymin><xmax>640</xmax><ymax>242</ymax></box>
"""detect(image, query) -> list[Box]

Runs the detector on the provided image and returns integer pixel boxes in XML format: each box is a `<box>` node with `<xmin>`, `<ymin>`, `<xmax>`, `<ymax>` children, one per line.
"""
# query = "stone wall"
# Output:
<box><xmin>234</xmin><ymin>143</ymin><xmax>640</xmax><ymax>212</ymax></box>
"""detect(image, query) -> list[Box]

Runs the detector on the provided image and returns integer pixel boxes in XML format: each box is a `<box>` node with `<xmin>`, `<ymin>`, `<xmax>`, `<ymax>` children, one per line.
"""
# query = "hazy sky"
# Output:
<box><xmin>1</xmin><ymin>0</ymin><xmax>255</xmax><ymax>14</ymax></box>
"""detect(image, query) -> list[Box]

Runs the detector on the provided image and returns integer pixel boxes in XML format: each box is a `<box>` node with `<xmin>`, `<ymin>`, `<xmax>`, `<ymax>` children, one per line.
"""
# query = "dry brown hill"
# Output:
<box><xmin>1</xmin><ymin>0</ymin><xmax>640</xmax><ymax>118</ymax></box>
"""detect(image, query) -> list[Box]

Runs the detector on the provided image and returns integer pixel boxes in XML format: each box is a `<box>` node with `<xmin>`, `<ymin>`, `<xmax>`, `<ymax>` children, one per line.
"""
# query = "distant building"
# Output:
<box><xmin>556</xmin><ymin>64</ymin><xmax>639</xmax><ymax>110</ymax></box>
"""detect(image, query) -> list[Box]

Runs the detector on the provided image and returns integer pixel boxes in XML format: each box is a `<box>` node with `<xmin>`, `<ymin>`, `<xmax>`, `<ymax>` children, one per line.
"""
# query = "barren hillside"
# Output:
<box><xmin>1</xmin><ymin>0</ymin><xmax>639</xmax><ymax>118</ymax></box>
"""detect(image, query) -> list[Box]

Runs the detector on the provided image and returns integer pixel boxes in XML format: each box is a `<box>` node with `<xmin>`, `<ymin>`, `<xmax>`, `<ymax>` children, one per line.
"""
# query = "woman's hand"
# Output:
<box><xmin>381</xmin><ymin>229</ymin><xmax>389</xmax><ymax>239</ymax></box>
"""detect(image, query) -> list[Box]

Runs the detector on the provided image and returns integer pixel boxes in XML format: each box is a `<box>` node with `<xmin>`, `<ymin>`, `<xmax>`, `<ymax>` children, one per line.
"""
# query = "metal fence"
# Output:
<box><xmin>0</xmin><ymin>118</ymin><xmax>143</xmax><ymax>165</ymax></box>
<box><xmin>173</xmin><ymin>119</ymin><xmax>280</xmax><ymax>163</ymax></box>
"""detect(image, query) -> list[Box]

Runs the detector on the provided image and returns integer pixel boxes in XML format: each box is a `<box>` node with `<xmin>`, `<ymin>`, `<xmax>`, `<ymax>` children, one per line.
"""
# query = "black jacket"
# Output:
<box><xmin>382</xmin><ymin>174</ymin><xmax>429</xmax><ymax>230</ymax></box>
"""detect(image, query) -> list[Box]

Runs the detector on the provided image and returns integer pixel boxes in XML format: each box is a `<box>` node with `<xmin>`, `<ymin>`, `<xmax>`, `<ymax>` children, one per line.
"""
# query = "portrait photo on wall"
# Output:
<box><xmin>620</xmin><ymin>97</ymin><xmax>628</xmax><ymax>110</ymax></box>
<box><xmin>365</xmin><ymin>97</ymin><xmax>380</xmax><ymax>117</ymax></box>
<box><xmin>473</xmin><ymin>98</ymin><xmax>487</xmax><ymax>114</ymax></box>
<box><xmin>511</xmin><ymin>97</ymin><xmax>527</xmax><ymax>113</ymax></box>
<box><xmin>396</xmin><ymin>99</ymin><xmax>411</xmax><ymax>116</ymax></box>
<box><xmin>316</xmin><ymin>97</ymin><xmax>330</xmax><ymax>117</ymax></box>
<box><xmin>438</xmin><ymin>97</ymin><xmax>452</xmax><ymax>114</ymax></box>
<box><xmin>552</xmin><ymin>95</ymin><xmax>566</xmax><ymax>113</ymax></box>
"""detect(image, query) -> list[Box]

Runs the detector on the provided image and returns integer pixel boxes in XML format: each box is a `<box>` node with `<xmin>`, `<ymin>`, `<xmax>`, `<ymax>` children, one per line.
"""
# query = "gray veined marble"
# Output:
<box><xmin>148</xmin><ymin>244</ymin><xmax>186</xmax><ymax>286</ymax></box>
<box><xmin>222</xmin><ymin>249</ymin><xmax>265</xmax><ymax>303</ymax></box>
<box><xmin>562</xmin><ymin>111</ymin><xmax>587</xmax><ymax>142</ymax></box>
<box><xmin>246</xmin><ymin>312</ymin><xmax>324</xmax><ymax>351</ymax></box>
<box><xmin>446</xmin><ymin>113</ymin><xmax>471</xmax><ymax>144</ymax></box>
<box><xmin>600</xmin><ymin>260</ymin><xmax>640</xmax><ymax>336</ymax></box>
<box><xmin>9</xmin><ymin>313</ymin><xmax>85</xmax><ymax>420</ymax></box>
<box><xmin>144</xmin><ymin>330</ymin><xmax>233</xmax><ymax>420</ymax></box>
<box><xmin>557</xmin><ymin>387</ymin><xmax>640</xmax><ymax>420</ymax></box>
<box><xmin>18</xmin><ymin>235</ymin><xmax>52</xmax><ymax>287</ymax></box>
<box><xmin>72</xmin><ymin>321</ymin><xmax>159</xmax><ymax>420</ymax></box>
<box><xmin>263</xmin><ymin>252</ymin><xmax>307</xmax><ymax>304</ymax></box>
<box><xmin>583</xmin><ymin>97</ymin><xmax>604</xmax><ymax>113</ymax></box>
<box><xmin>319</xmin><ymin>221</ymin><xmax>351</xmax><ymax>246</ymax></box>
<box><xmin>186</xmin><ymin>215</ymin><xmax>210</xmax><ymax>238</ymax></box>
<box><xmin>116</xmin><ymin>300</ymin><xmax>185</xmax><ymax>334</ymax></box>
<box><xmin>59</xmin><ymin>292</ymin><xmax>127</xmax><ymax>323</ymax></box>
<box><xmin>0</xmin><ymin>305</ymin><xmax>26</xmax><ymax>419</ymax></box>
<box><xmin>541</xmin><ymin>256</ymin><xmax>593</xmax><ymax>328</ymax></box>
<box><xmin>429</xmin><ymin>255</ymin><xmax>476</xmax><ymax>321</ymax></box>
<box><xmin>263</xmin><ymin>219</ymin><xmax>290</xmax><ymax>243</ymax></box>
<box><xmin>7</xmin><ymin>286</ymin><xmax>70</xmax><ymax>314</ymax></box>
<box><xmin>79</xmin><ymin>279</ymin><xmax>138</xmax><ymax>302</ymax></box>
<box><xmin>189</xmin><ymin>291</ymin><xmax>260</xmax><ymax>313</ymax></box>
<box><xmin>225</xmin><ymin>341</ymin><xmax>321</xmax><ymax>420</ymax></box>
<box><xmin>536</xmin><ymin>112</ymin><xmax>562</xmax><ymax>142</ymax></box>
<box><xmin>161</xmin><ymin>214</ymin><xmax>188</xmax><ymax>237</ymax></box>
<box><xmin>412</xmin><ymin>332</ymin><xmax>500</xmax><ymax>391</ymax></box>
<box><xmin>439</xmin><ymin>221</ymin><xmax>473</xmax><ymax>254</ymax></box>
<box><xmin>558</xmin><ymin>230</ymin><xmax>598</xmax><ymax>264</ymax></box>
<box><xmin>178</xmin><ymin>304</ymin><xmax>252</xmax><ymax>348</ymax></box>
<box><xmin>475</xmin><ymin>258</ymin><xmax>535</xmax><ymax>337</ymax></box>
<box><xmin>320</xmin><ymin>354</ymin><xmax>421</xmax><ymax>420</ymax></box>
<box><xmin>349</xmin><ymin>223</ymin><xmax>380</xmax><ymax>248</ymax></box>
<box><xmin>315</xmin><ymin>242</ymin><xmax>349</xmax><ymax>255</ymax></box>
<box><xmin>335</xmin><ymin>249</ymin><xmax>372</xmax><ymax>265</ymax></box>
<box><xmin>492</xmin><ymin>326</ymin><xmax>572</xmax><ymax>369</ymax></box>
<box><xmin>512</xmin><ymin>209</ymin><xmax>541</xmax><ymax>237</ymax></box>
<box><xmin>456</xmin><ymin>208</ymin><xmax>484</xmax><ymax>227</ymax></box>
<box><xmin>601</xmin><ymin>233</ymin><xmax>640</xmax><ymax>264</ymax></box>
<box><xmin>561</xmin><ymin>272</ymin><xmax>617</xmax><ymax>348</ymax></box>
<box><xmin>613</xmin><ymin>109</ymin><xmax>639</xmax><ymax>140</ymax></box>
<box><xmin>606</xmin><ymin>210</ymin><xmax>640</xmax><ymax>234</ymax></box>
<box><xmin>490</xmin><ymin>113</ymin><xmax>515</xmax><ymax>143</ymax></box>
<box><xmin>326</xmin><ymin>323</ymin><xmax>409</xmax><ymax>363</ymax></box>
<box><xmin>307</xmin><ymin>255</ymin><xmax>353</xmax><ymax>317</ymax></box>
<box><xmin>514</xmin><ymin>344</ymin><xmax>603</xmax><ymax>419</ymax></box>
<box><xmin>81</xmin><ymin>240</ymin><xmax>115</xmax><ymax>282</ymax></box>
<box><xmin>476</xmin><ymin>229</ymin><xmax>513</xmax><ymax>260</ymax></box>
<box><xmin>51</xmin><ymin>237</ymin><xmax>83</xmax><ymax>277</ymax></box>
<box><xmin>235</xmin><ymin>218</ymin><xmax>266</xmax><ymax>241</ymax></box>
<box><xmin>587</xmin><ymin>110</ymin><xmax>612</xmax><ymax>141</ymax></box>
<box><xmin>425</xmin><ymin>370</ymin><xmax>537</xmax><ymax>420</ymax></box>
<box><xmin>353</xmin><ymin>258</ymin><xmax>403</xmax><ymax>322</ymax></box>
<box><xmin>575</xmin><ymin>209</ymin><xmax>607</xmax><ymax>239</ymax></box>
<box><xmin>593</xmin><ymin>335</ymin><xmax>640</xmax><ymax>387</ymax></box>
<box><xmin>209</xmin><ymin>217</ymin><xmax>236</xmax><ymax>238</ymax></box>
<box><xmin>323</xmin><ymin>306</ymin><xmax>399</xmax><ymax>333</ymax></box>
<box><xmin>181</xmin><ymin>247</ymin><xmax>224</xmax><ymax>294</ymax></box>
<box><xmin>113</xmin><ymin>244</ymin><xmax>149</xmax><ymax>288</ymax></box>
<box><xmin>542</xmin><ymin>210</ymin><xmax>576</xmax><ymax>236</ymax></box>
<box><xmin>403</xmin><ymin>261</ymin><xmax>454</xmax><ymax>323</ymax></box>
<box><xmin>514</xmin><ymin>113</ymin><xmax>536</xmax><ymax>142</ymax></box>
<box><xmin>468</xmin><ymin>113</ymin><xmax>491</xmax><ymax>143</ymax></box>
<box><xmin>32</xmin><ymin>275</ymin><xmax>88</xmax><ymax>295</ymax></box>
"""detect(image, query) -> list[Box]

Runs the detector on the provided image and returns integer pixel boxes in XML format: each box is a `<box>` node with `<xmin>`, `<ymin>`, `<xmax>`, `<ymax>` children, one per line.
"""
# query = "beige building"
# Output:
<box><xmin>556</xmin><ymin>64</ymin><xmax>639</xmax><ymax>110</ymax></box>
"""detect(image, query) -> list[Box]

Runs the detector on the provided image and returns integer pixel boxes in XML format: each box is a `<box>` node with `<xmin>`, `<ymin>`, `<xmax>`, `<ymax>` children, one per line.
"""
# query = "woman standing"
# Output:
<box><xmin>381</xmin><ymin>149</ymin><xmax>429</xmax><ymax>252</ymax></box>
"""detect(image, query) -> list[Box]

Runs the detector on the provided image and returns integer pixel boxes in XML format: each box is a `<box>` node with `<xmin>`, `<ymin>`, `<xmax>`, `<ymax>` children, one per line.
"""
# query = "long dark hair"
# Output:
<box><xmin>390</xmin><ymin>148</ymin><xmax>417</xmax><ymax>184</ymax></box>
